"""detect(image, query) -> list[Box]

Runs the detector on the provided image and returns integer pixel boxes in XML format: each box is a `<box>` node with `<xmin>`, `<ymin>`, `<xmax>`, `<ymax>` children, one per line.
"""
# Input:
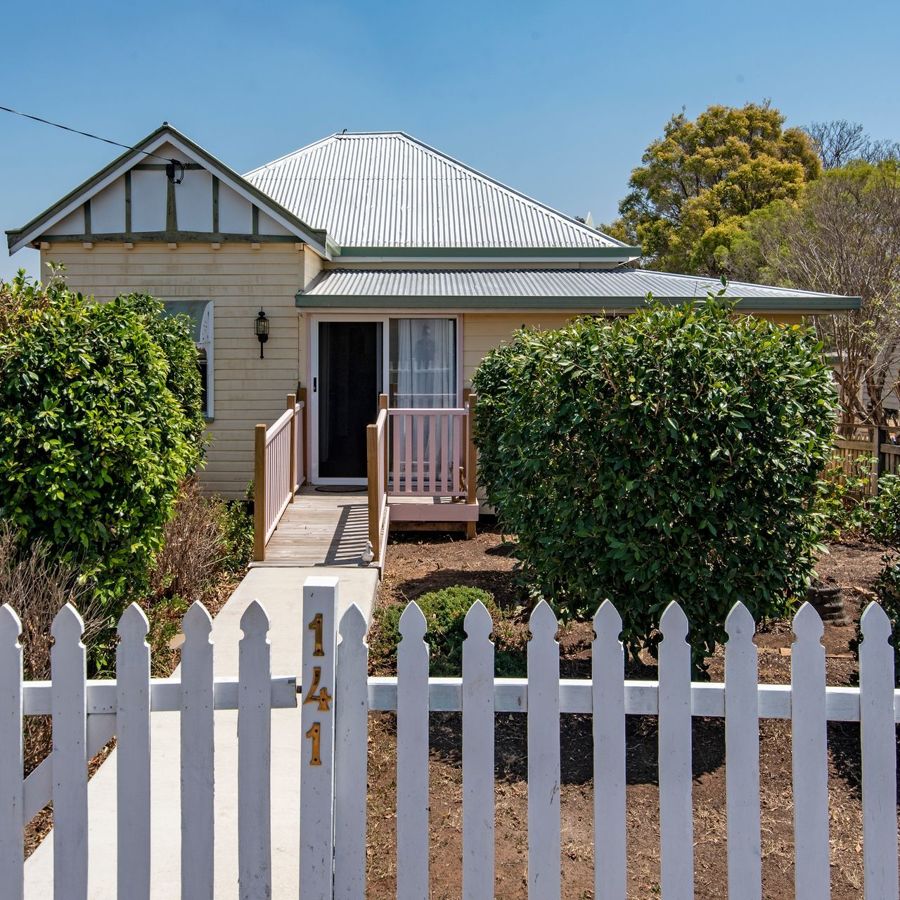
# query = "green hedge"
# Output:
<box><xmin>473</xmin><ymin>296</ymin><xmax>835</xmax><ymax>666</ymax></box>
<box><xmin>0</xmin><ymin>274</ymin><xmax>205</xmax><ymax>606</ymax></box>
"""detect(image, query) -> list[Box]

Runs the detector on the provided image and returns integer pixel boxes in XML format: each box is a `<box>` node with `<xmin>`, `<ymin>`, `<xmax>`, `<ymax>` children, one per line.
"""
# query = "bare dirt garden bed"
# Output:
<box><xmin>364</xmin><ymin>522</ymin><xmax>899</xmax><ymax>899</ymax></box>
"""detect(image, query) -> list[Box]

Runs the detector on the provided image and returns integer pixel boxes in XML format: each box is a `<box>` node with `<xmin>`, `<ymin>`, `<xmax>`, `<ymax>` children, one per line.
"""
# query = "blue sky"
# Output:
<box><xmin>2</xmin><ymin>0</ymin><xmax>898</xmax><ymax>281</ymax></box>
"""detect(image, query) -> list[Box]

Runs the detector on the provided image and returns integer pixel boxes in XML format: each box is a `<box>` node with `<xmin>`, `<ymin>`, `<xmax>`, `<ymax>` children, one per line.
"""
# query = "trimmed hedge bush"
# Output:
<box><xmin>0</xmin><ymin>273</ymin><xmax>205</xmax><ymax>606</ymax></box>
<box><xmin>473</xmin><ymin>296</ymin><xmax>835</xmax><ymax>666</ymax></box>
<box><xmin>373</xmin><ymin>586</ymin><xmax>497</xmax><ymax>676</ymax></box>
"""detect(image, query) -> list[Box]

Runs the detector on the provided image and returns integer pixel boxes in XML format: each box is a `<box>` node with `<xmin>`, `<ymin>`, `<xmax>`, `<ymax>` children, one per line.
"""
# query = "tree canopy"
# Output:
<box><xmin>604</xmin><ymin>102</ymin><xmax>820</xmax><ymax>274</ymax></box>
<box><xmin>723</xmin><ymin>160</ymin><xmax>900</xmax><ymax>423</ymax></box>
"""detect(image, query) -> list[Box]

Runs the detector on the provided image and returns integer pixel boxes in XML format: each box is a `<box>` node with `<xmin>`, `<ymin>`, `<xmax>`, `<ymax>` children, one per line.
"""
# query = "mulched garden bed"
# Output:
<box><xmin>364</xmin><ymin>522</ymin><xmax>899</xmax><ymax>899</ymax></box>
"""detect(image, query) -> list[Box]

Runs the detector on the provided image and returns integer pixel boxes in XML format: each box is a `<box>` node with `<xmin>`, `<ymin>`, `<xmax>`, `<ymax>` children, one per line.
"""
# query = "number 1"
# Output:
<box><xmin>305</xmin><ymin>722</ymin><xmax>321</xmax><ymax>766</ymax></box>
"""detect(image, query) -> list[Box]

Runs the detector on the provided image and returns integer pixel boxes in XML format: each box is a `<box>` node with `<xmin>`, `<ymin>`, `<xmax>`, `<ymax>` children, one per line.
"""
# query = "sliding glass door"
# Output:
<box><xmin>389</xmin><ymin>318</ymin><xmax>457</xmax><ymax>408</ymax></box>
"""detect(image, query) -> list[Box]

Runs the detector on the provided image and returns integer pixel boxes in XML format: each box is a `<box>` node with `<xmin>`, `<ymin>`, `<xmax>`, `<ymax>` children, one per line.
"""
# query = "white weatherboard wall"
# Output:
<box><xmin>42</xmin><ymin>242</ymin><xmax>320</xmax><ymax>497</ymax></box>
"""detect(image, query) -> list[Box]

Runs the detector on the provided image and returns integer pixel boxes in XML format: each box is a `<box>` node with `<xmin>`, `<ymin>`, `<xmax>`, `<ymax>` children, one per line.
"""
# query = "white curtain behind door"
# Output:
<box><xmin>394</xmin><ymin>318</ymin><xmax>456</xmax><ymax>408</ymax></box>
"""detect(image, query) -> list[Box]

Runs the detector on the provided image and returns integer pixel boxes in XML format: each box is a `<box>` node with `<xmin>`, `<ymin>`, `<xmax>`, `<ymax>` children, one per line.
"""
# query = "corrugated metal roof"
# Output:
<box><xmin>301</xmin><ymin>267</ymin><xmax>856</xmax><ymax>304</ymax></box>
<box><xmin>245</xmin><ymin>132</ymin><xmax>625</xmax><ymax>250</ymax></box>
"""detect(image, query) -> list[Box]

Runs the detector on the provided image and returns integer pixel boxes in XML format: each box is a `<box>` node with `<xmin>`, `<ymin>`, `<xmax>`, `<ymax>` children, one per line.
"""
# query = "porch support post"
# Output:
<box><xmin>465</xmin><ymin>392</ymin><xmax>477</xmax><ymax>539</ymax></box>
<box><xmin>379</xmin><ymin>394</ymin><xmax>389</xmax><ymax>492</ymax></box>
<box><xmin>367</xmin><ymin>422</ymin><xmax>380</xmax><ymax>562</ymax></box>
<box><xmin>287</xmin><ymin>393</ymin><xmax>297</xmax><ymax>502</ymax></box>
<box><xmin>253</xmin><ymin>424</ymin><xmax>267</xmax><ymax>562</ymax></box>
<box><xmin>299</xmin><ymin>387</ymin><xmax>308</xmax><ymax>486</ymax></box>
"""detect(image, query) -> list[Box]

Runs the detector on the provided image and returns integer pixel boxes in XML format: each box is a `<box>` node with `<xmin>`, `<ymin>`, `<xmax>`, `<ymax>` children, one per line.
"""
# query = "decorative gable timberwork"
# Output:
<box><xmin>7</xmin><ymin>127</ymin><xmax>329</xmax><ymax>257</ymax></box>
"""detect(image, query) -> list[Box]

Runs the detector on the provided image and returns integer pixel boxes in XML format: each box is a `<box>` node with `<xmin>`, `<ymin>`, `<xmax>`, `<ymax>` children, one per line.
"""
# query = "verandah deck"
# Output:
<box><xmin>258</xmin><ymin>487</ymin><xmax>478</xmax><ymax>568</ymax></box>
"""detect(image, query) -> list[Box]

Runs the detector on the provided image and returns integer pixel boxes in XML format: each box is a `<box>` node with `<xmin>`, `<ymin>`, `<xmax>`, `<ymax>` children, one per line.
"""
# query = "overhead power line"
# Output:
<box><xmin>0</xmin><ymin>104</ymin><xmax>184</xmax><ymax>179</ymax></box>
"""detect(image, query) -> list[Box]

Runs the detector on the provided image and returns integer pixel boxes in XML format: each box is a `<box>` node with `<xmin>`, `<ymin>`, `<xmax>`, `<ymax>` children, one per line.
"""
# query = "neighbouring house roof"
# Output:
<box><xmin>298</xmin><ymin>267</ymin><xmax>861</xmax><ymax>313</ymax></box>
<box><xmin>6</xmin><ymin>124</ymin><xmax>330</xmax><ymax>256</ymax></box>
<box><xmin>245</xmin><ymin>132</ymin><xmax>631</xmax><ymax>252</ymax></box>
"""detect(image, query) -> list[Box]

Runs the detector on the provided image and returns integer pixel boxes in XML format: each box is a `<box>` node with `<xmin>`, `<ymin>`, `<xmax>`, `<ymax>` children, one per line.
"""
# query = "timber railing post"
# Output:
<box><xmin>299</xmin><ymin>387</ymin><xmax>308</xmax><ymax>486</ymax></box>
<box><xmin>287</xmin><ymin>393</ymin><xmax>297</xmax><ymax>503</ymax></box>
<box><xmin>465</xmin><ymin>392</ymin><xmax>477</xmax><ymax>539</ymax></box>
<box><xmin>379</xmin><ymin>394</ymin><xmax>389</xmax><ymax>492</ymax></box>
<box><xmin>253</xmin><ymin>424</ymin><xmax>267</xmax><ymax>562</ymax></box>
<box><xmin>367</xmin><ymin>421</ymin><xmax>380</xmax><ymax>563</ymax></box>
<box><xmin>300</xmin><ymin>576</ymin><xmax>338</xmax><ymax>899</ymax></box>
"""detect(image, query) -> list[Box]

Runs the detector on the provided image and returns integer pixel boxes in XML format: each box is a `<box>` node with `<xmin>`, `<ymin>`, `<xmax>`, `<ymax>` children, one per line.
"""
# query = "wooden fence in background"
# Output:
<box><xmin>833</xmin><ymin>424</ymin><xmax>900</xmax><ymax>495</ymax></box>
<box><xmin>4</xmin><ymin>580</ymin><xmax>899</xmax><ymax>899</ymax></box>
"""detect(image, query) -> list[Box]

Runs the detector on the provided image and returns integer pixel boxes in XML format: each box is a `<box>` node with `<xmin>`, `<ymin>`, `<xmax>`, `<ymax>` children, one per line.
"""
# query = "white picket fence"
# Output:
<box><xmin>2</xmin><ymin>583</ymin><xmax>899</xmax><ymax>899</ymax></box>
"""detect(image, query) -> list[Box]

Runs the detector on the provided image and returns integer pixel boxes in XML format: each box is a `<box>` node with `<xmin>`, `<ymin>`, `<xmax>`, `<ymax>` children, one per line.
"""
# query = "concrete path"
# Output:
<box><xmin>24</xmin><ymin>564</ymin><xmax>379</xmax><ymax>899</ymax></box>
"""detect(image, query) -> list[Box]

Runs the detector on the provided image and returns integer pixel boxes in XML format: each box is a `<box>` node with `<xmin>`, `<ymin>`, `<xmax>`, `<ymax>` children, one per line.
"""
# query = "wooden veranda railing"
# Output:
<box><xmin>367</xmin><ymin>393</ymin><xmax>478</xmax><ymax>563</ymax></box>
<box><xmin>366</xmin><ymin>399</ymin><xmax>390</xmax><ymax>568</ymax></box>
<box><xmin>253</xmin><ymin>391</ymin><xmax>306</xmax><ymax>562</ymax></box>
<box><xmin>833</xmin><ymin>424</ymin><xmax>900</xmax><ymax>496</ymax></box>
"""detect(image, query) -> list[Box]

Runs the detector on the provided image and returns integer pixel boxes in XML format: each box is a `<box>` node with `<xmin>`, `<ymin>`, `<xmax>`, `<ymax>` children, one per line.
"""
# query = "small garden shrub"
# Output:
<box><xmin>816</xmin><ymin>458</ymin><xmax>874</xmax><ymax>540</ymax></box>
<box><xmin>866</xmin><ymin>556</ymin><xmax>900</xmax><ymax>682</ymax></box>
<box><xmin>371</xmin><ymin>585</ymin><xmax>525</xmax><ymax>677</ymax></box>
<box><xmin>220</xmin><ymin>499</ymin><xmax>254</xmax><ymax>573</ymax></box>
<box><xmin>0</xmin><ymin>273</ymin><xmax>205</xmax><ymax>610</ymax></box>
<box><xmin>473</xmin><ymin>296</ymin><xmax>836</xmax><ymax>668</ymax></box>
<box><xmin>866</xmin><ymin>474</ymin><xmax>900</xmax><ymax>546</ymax></box>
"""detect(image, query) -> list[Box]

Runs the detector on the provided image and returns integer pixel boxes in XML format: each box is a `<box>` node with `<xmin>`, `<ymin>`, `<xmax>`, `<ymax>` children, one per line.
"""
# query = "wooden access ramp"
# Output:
<box><xmin>254</xmin><ymin>488</ymin><xmax>372</xmax><ymax>567</ymax></box>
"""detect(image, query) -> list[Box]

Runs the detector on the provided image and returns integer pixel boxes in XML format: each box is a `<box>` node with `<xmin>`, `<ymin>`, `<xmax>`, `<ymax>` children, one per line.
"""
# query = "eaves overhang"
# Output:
<box><xmin>295</xmin><ymin>293</ymin><xmax>861</xmax><ymax>313</ymax></box>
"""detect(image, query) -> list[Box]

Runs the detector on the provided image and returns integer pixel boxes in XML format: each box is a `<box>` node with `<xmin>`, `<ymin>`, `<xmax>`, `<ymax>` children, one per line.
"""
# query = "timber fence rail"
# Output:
<box><xmin>253</xmin><ymin>392</ymin><xmax>306</xmax><ymax>562</ymax></box>
<box><xmin>4</xmin><ymin>581</ymin><xmax>900</xmax><ymax>898</ymax></box>
<box><xmin>833</xmin><ymin>423</ymin><xmax>900</xmax><ymax>495</ymax></box>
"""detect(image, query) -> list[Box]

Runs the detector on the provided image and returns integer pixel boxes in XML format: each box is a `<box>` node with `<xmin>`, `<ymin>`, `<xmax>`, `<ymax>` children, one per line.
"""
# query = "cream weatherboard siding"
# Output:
<box><xmin>41</xmin><ymin>242</ymin><xmax>317</xmax><ymax>497</ymax></box>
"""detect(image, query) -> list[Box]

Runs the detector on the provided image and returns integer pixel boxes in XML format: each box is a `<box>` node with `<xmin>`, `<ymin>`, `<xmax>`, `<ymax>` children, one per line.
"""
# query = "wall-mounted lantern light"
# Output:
<box><xmin>255</xmin><ymin>309</ymin><xmax>269</xmax><ymax>358</ymax></box>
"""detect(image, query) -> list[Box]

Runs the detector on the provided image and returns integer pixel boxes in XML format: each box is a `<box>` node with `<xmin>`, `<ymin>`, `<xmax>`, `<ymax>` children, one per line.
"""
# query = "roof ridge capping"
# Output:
<box><xmin>245</xmin><ymin>130</ymin><xmax>638</xmax><ymax>253</ymax></box>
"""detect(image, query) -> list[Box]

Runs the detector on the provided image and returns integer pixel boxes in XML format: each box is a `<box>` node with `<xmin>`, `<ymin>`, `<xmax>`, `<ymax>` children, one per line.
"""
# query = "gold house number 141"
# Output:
<box><xmin>305</xmin><ymin>613</ymin><xmax>328</xmax><ymax>766</ymax></box>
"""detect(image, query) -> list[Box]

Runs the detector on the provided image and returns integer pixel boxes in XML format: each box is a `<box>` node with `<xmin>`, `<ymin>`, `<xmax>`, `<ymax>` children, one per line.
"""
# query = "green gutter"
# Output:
<box><xmin>333</xmin><ymin>246</ymin><xmax>641</xmax><ymax>260</ymax></box>
<box><xmin>295</xmin><ymin>293</ymin><xmax>861</xmax><ymax>312</ymax></box>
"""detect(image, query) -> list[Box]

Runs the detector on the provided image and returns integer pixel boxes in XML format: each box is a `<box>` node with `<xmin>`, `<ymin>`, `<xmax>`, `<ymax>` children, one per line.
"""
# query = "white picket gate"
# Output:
<box><xmin>2</xmin><ymin>583</ymin><xmax>899</xmax><ymax>899</ymax></box>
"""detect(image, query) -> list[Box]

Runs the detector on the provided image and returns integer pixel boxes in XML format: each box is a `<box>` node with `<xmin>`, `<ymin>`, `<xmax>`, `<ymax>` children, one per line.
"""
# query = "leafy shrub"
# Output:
<box><xmin>0</xmin><ymin>274</ymin><xmax>204</xmax><ymax>608</ymax></box>
<box><xmin>866</xmin><ymin>474</ymin><xmax>900</xmax><ymax>546</ymax></box>
<box><xmin>473</xmin><ymin>296</ymin><xmax>835</xmax><ymax>668</ymax></box>
<box><xmin>866</xmin><ymin>556</ymin><xmax>900</xmax><ymax>680</ymax></box>
<box><xmin>374</xmin><ymin>586</ymin><xmax>497</xmax><ymax>676</ymax></box>
<box><xmin>220</xmin><ymin>499</ymin><xmax>254</xmax><ymax>572</ymax></box>
<box><xmin>816</xmin><ymin>457</ymin><xmax>874</xmax><ymax>539</ymax></box>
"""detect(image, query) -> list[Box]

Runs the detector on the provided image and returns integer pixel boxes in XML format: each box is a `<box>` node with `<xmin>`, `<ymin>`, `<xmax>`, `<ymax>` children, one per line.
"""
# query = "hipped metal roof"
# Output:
<box><xmin>298</xmin><ymin>268</ymin><xmax>861</xmax><ymax>313</ymax></box>
<box><xmin>245</xmin><ymin>132</ymin><xmax>627</xmax><ymax>250</ymax></box>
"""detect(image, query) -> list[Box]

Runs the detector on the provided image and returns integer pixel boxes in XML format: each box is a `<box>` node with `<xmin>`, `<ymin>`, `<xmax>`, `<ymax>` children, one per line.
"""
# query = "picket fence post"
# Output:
<box><xmin>593</xmin><ymin>600</ymin><xmax>625</xmax><ymax>900</ymax></box>
<box><xmin>181</xmin><ymin>601</ymin><xmax>215</xmax><ymax>900</ymax></box>
<box><xmin>724</xmin><ymin>602</ymin><xmax>761</xmax><ymax>900</ymax></box>
<box><xmin>334</xmin><ymin>604</ymin><xmax>368</xmax><ymax>899</ymax></box>
<box><xmin>658</xmin><ymin>601</ymin><xmax>693</xmax><ymax>900</ymax></box>
<box><xmin>792</xmin><ymin>602</ymin><xmax>830</xmax><ymax>900</ymax></box>
<box><xmin>116</xmin><ymin>603</ymin><xmax>151</xmax><ymax>900</ymax></box>
<box><xmin>301</xmin><ymin>577</ymin><xmax>339</xmax><ymax>900</ymax></box>
<box><xmin>397</xmin><ymin>602</ymin><xmax>430</xmax><ymax>900</ymax></box>
<box><xmin>0</xmin><ymin>604</ymin><xmax>23</xmax><ymax>900</ymax></box>
<box><xmin>51</xmin><ymin>603</ymin><xmax>88</xmax><ymax>900</ymax></box>
<box><xmin>858</xmin><ymin>602</ymin><xmax>898</xmax><ymax>899</ymax></box>
<box><xmin>528</xmin><ymin>600</ymin><xmax>561</xmax><ymax>900</ymax></box>
<box><xmin>238</xmin><ymin>600</ymin><xmax>272</xmax><ymax>900</ymax></box>
<box><xmin>462</xmin><ymin>600</ymin><xmax>495</xmax><ymax>899</ymax></box>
